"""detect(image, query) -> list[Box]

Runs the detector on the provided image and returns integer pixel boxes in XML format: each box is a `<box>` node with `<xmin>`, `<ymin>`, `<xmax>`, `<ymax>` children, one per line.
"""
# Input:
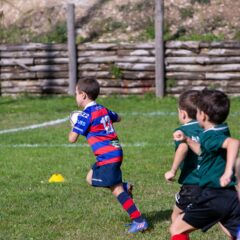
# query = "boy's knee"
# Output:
<box><xmin>86</xmin><ymin>176</ymin><xmax>92</xmax><ymax>185</ymax></box>
<box><xmin>86</xmin><ymin>170</ymin><xmax>93</xmax><ymax>185</ymax></box>
<box><xmin>110</xmin><ymin>183</ymin><xmax>124</xmax><ymax>197</ymax></box>
<box><xmin>86</xmin><ymin>172</ymin><xmax>93</xmax><ymax>185</ymax></box>
<box><xmin>86</xmin><ymin>174</ymin><xmax>93</xmax><ymax>185</ymax></box>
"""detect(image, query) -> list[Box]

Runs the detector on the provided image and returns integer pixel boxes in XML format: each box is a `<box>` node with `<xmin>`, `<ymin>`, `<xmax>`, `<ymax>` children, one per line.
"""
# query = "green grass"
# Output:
<box><xmin>0</xmin><ymin>95</ymin><xmax>239</xmax><ymax>239</ymax></box>
<box><xmin>178</xmin><ymin>33</ymin><xmax>225</xmax><ymax>42</ymax></box>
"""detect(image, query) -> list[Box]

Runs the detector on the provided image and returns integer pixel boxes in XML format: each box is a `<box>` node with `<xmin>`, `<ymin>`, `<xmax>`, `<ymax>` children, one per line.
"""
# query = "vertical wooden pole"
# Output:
<box><xmin>155</xmin><ymin>0</ymin><xmax>165</xmax><ymax>97</ymax></box>
<box><xmin>67</xmin><ymin>4</ymin><xmax>77</xmax><ymax>96</ymax></box>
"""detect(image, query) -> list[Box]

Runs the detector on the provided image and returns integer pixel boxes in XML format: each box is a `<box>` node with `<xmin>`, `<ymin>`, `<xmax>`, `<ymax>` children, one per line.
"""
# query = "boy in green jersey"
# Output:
<box><xmin>170</xmin><ymin>89</ymin><xmax>240</xmax><ymax>240</ymax></box>
<box><xmin>165</xmin><ymin>90</ymin><xmax>203</xmax><ymax>223</ymax></box>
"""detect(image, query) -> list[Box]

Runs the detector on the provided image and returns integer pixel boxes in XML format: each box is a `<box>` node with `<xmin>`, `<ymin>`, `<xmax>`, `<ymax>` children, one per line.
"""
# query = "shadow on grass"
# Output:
<box><xmin>0</xmin><ymin>99</ymin><xmax>16</xmax><ymax>105</ymax></box>
<box><xmin>143</xmin><ymin>209</ymin><xmax>172</xmax><ymax>229</ymax></box>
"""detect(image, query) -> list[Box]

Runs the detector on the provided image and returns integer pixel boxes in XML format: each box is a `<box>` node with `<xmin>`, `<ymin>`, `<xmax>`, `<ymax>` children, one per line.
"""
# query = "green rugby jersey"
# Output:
<box><xmin>174</xmin><ymin>120</ymin><xmax>203</xmax><ymax>185</ymax></box>
<box><xmin>198</xmin><ymin>123</ymin><xmax>236</xmax><ymax>188</ymax></box>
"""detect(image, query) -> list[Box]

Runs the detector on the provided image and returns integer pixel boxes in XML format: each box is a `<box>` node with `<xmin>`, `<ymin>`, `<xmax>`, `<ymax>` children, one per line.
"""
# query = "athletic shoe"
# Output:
<box><xmin>128</xmin><ymin>219</ymin><xmax>148</xmax><ymax>233</ymax></box>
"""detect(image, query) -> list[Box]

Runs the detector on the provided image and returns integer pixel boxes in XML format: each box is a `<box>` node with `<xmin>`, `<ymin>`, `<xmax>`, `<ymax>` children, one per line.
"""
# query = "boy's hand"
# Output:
<box><xmin>173</xmin><ymin>130</ymin><xmax>186</xmax><ymax>141</ymax></box>
<box><xmin>219</xmin><ymin>171</ymin><xmax>232</xmax><ymax>187</ymax></box>
<box><xmin>164</xmin><ymin>170</ymin><xmax>176</xmax><ymax>182</ymax></box>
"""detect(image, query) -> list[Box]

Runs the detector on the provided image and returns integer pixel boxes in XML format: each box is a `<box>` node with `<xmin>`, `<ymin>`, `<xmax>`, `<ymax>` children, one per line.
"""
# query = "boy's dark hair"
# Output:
<box><xmin>179</xmin><ymin>90</ymin><xmax>200</xmax><ymax>119</ymax></box>
<box><xmin>197</xmin><ymin>89</ymin><xmax>230</xmax><ymax>124</ymax></box>
<box><xmin>76</xmin><ymin>78</ymin><xmax>100</xmax><ymax>100</ymax></box>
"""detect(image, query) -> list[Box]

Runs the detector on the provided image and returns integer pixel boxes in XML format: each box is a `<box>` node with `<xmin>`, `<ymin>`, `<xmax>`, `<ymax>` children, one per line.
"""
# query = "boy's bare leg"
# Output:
<box><xmin>218</xmin><ymin>223</ymin><xmax>233</xmax><ymax>239</ymax></box>
<box><xmin>110</xmin><ymin>183</ymin><xmax>124</xmax><ymax>196</ymax></box>
<box><xmin>86</xmin><ymin>169</ymin><xmax>93</xmax><ymax>185</ymax></box>
<box><xmin>170</xmin><ymin>213</ymin><xmax>196</xmax><ymax>237</ymax></box>
<box><xmin>171</xmin><ymin>205</ymin><xmax>183</xmax><ymax>223</ymax></box>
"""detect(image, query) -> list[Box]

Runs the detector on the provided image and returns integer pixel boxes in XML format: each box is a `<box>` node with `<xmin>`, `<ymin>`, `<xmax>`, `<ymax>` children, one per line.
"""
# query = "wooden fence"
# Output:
<box><xmin>1</xmin><ymin>41</ymin><xmax>240</xmax><ymax>96</ymax></box>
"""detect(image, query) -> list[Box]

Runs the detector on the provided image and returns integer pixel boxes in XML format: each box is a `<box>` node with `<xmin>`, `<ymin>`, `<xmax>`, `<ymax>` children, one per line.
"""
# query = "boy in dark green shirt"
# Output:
<box><xmin>170</xmin><ymin>89</ymin><xmax>240</xmax><ymax>240</ymax></box>
<box><xmin>165</xmin><ymin>90</ymin><xmax>203</xmax><ymax>223</ymax></box>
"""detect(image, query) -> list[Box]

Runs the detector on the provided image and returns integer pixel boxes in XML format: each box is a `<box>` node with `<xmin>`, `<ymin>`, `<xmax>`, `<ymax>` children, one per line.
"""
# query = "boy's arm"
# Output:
<box><xmin>173</xmin><ymin>130</ymin><xmax>201</xmax><ymax>155</ymax></box>
<box><xmin>165</xmin><ymin>143</ymin><xmax>188</xmax><ymax>181</ymax></box>
<box><xmin>220</xmin><ymin>137</ymin><xmax>240</xmax><ymax>187</ymax></box>
<box><xmin>116</xmin><ymin>115</ymin><xmax>121</xmax><ymax>122</ymax></box>
<box><xmin>68</xmin><ymin>131</ymin><xmax>79</xmax><ymax>143</ymax></box>
<box><xmin>109</xmin><ymin>110</ymin><xmax>121</xmax><ymax>123</ymax></box>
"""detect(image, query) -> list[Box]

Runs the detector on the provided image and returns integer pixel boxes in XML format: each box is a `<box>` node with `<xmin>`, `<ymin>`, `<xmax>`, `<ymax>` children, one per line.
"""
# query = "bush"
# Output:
<box><xmin>32</xmin><ymin>23</ymin><xmax>67</xmax><ymax>43</ymax></box>
<box><xmin>178</xmin><ymin>33</ymin><xmax>225</xmax><ymax>41</ymax></box>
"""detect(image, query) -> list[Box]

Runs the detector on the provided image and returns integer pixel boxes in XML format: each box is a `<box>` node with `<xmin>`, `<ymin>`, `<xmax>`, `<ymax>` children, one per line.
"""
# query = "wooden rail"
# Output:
<box><xmin>1</xmin><ymin>41</ymin><xmax>240</xmax><ymax>96</ymax></box>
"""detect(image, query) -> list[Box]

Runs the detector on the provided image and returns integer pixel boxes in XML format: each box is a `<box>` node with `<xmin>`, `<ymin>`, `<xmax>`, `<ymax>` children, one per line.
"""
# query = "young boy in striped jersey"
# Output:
<box><xmin>170</xmin><ymin>89</ymin><xmax>240</xmax><ymax>240</ymax></box>
<box><xmin>165</xmin><ymin>90</ymin><xmax>203</xmax><ymax>224</ymax></box>
<box><xmin>68</xmin><ymin>78</ymin><xmax>148</xmax><ymax>233</ymax></box>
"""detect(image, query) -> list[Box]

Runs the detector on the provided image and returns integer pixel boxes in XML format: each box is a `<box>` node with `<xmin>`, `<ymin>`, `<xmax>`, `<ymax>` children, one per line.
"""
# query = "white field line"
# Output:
<box><xmin>0</xmin><ymin>111</ymin><xmax>176</xmax><ymax>135</ymax></box>
<box><xmin>0</xmin><ymin>110</ymin><xmax>239</xmax><ymax>135</ymax></box>
<box><xmin>0</xmin><ymin>142</ymin><xmax>149</xmax><ymax>148</ymax></box>
<box><xmin>0</xmin><ymin>117</ymin><xmax>68</xmax><ymax>135</ymax></box>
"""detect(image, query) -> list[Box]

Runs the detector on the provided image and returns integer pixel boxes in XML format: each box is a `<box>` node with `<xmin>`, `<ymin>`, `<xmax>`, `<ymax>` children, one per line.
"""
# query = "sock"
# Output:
<box><xmin>122</xmin><ymin>182</ymin><xmax>128</xmax><ymax>193</ymax></box>
<box><xmin>171</xmin><ymin>233</ymin><xmax>190</xmax><ymax>240</ymax></box>
<box><xmin>117</xmin><ymin>191</ymin><xmax>143</xmax><ymax>222</ymax></box>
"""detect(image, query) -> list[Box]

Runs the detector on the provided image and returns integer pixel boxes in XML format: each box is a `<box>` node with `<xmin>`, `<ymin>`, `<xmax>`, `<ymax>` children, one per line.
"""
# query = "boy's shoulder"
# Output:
<box><xmin>199</xmin><ymin>123</ymin><xmax>230</xmax><ymax>149</ymax></box>
<box><xmin>201</xmin><ymin>123</ymin><xmax>230</xmax><ymax>139</ymax></box>
<box><xmin>174</xmin><ymin>120</ymin><xmax>202</xmax><ymax>134</ymax></box>
<box><xmin>84</xmin><ymin>103</ymin><xmax>105</xmax><ymax>112</ymax></box>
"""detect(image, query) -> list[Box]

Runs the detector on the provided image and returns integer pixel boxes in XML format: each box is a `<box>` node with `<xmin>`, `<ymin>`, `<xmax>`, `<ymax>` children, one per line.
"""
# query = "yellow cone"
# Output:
<box><xmin>48</xmin><ymin>173</ymin><xmax>65</xmax><ymax>183</ymax></box>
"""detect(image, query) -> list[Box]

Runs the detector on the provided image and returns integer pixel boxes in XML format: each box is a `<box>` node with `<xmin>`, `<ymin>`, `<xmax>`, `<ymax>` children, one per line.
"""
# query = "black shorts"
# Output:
<box><xmin>175</xmin><ymin>185</ymin><xmax>202</xmax><ymax>210</ymax></box>
<box><xmin>183</xmin><ymin>187</ymin><xmax>240</xmax><ymax>238</ymax></box>
<box><xmin>91</xmin><ymin>162</ymin><xmax>122</xmax><ymax>187</ymax></box>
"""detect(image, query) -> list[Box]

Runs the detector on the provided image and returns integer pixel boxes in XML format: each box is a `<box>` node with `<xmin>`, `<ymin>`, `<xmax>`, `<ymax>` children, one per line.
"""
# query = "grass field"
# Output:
<box><xmin>0</xmin><ymin>94</ymin><xmax>239</xmax><ymax>240</ymax></box>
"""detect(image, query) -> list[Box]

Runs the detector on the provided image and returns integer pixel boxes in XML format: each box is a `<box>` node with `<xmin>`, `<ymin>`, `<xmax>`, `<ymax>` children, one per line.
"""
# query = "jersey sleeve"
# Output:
<box><xmin>107</xmin><ymin>109</ymin><xmax>119</xmax><ymax>123</ymax></box>
<box><xmin>72</xmin><ymin>111</ymin><xmax>91</xmax><ymax>136</ymax></box>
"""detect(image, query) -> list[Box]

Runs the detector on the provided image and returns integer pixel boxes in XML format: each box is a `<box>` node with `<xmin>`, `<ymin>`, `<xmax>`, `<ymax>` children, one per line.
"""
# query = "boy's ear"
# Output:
<box><xmin>202</xmin><ymin>111</ymin><xmax>208</xmax><ymax>122</ymax></box>
<box><xmin>180</xmin><ymin>109</ymin><xmax>187</xmax><ymax>120</ymax></box>
<box><xmin>82</xmin><ymin>91</ymin><xmax>87</xmax><ymax>99</ymax></box>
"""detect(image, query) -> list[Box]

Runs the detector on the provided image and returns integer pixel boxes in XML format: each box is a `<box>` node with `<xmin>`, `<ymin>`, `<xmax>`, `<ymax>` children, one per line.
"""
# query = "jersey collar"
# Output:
<box><xmin>182</xmin><ymin>120</ymin><xmax>198</xmax><ymax>126</ymax></box>
<box><xmin>84</xmin><ymin>101</ymin><xmax>97</xmax><ymax>110</ymax></box>
<box><xmin>203</xmin><ymin>123</ymin><xmax>229</xmax><ymax>133</ymax></box>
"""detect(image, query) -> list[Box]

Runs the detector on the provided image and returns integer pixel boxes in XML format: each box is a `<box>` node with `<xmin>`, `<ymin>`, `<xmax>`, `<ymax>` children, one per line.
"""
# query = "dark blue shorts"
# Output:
<box><xmin>91</xmin><ymin>162</ymin><xmax>122</xmax><ymax>187</ymax></box>
<box><xmin>183</xmin><ymin>187</ymin><xmax>240</xmax><ymax>238</ymax></box>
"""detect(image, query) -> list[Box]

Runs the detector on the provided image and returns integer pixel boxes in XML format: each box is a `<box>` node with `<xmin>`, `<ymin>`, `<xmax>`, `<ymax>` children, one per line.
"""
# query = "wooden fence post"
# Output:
<box><xmin>155</xmin><ymin>0</ymin><xmax>165</xmax><ymax>97</ymax></box>
<box><xmin>67</xmin><ymin>3</ymin><xmax>77</xmax><ymax>96</ymax></box>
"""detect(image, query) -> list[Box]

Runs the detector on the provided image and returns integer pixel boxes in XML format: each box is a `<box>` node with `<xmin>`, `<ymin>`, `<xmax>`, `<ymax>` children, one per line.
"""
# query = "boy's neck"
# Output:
<box><xmin>203</xmin><ymin>121</ymin><xmax>216</xmax><ymax>130</ymax></box>
<box><xmin>182</xmin><ymin>117</ymin><xmax>194</xmax><ymax>125</ymax></box>
<box><xmin>83</xmin><ymin>99</ymin><xmax>95</xmax><ymax>109</ymax></box>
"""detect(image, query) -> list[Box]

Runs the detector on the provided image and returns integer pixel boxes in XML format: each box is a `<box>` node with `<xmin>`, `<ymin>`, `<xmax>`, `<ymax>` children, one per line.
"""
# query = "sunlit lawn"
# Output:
<box><xmin>0</xmin><ymin>95</ymin><xmax>239</xmax><ymax>239</ymax></box>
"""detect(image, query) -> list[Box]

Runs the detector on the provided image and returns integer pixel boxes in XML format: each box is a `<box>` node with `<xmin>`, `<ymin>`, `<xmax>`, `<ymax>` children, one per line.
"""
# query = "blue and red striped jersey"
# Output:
<box><xmin>72</xmin><ymin>102</ymin><xmax>123</xmax><ymax>166</ymax></box>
